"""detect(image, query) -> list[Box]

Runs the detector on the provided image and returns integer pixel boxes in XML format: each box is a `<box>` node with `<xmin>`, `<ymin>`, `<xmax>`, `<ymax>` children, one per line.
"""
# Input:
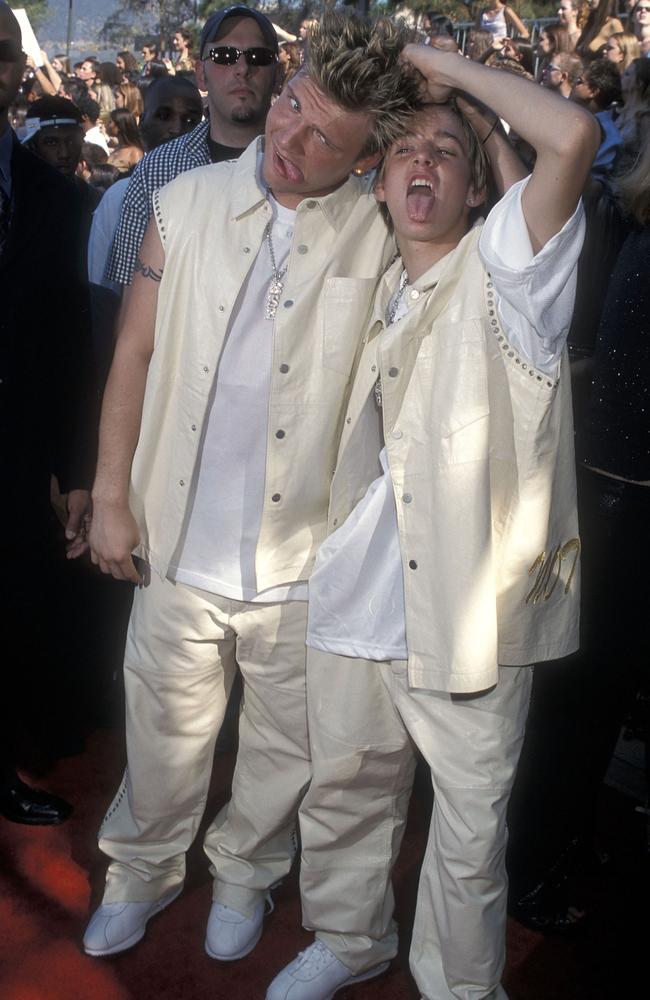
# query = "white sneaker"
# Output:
<box><xmin>205</xmin><ymin>891</ymin><xmax>274</xmax><ymax>961</ymax></box>
<box><xmin>266</xmin><ymin>940</ymin><xmax>390</xmax><ymax>1000</ymax></box>
<box><xmin>83</xmin><ymin>886</ymin><xmax>182</xmax><ymax>956</ymax></box>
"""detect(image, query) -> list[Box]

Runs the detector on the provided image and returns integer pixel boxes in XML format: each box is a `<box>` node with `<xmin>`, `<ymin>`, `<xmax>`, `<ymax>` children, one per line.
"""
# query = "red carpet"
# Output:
<box><xmin>0</xmin><ymin>728</ymin><xmax>645</xmax><ymax>999</ymax></box>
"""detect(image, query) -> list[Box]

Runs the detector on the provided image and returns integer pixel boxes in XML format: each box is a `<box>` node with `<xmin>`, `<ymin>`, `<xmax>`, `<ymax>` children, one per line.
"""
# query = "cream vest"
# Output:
<box><xmin>128</xmin><ymin>139</ymin><xmax>394</xmax><ymax>587</ymax></box>
<box><xmin>328</xmin><ymin>226</ymin><xmax>580</xmax><ymax>693</ymax></box>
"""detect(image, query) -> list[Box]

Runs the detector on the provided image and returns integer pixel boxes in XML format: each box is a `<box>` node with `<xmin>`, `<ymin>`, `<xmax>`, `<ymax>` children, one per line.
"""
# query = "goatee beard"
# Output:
<box><xmin>231</xmin><ymin>105</ymin><xmax>262</xmax><ymax>125</ymax></box>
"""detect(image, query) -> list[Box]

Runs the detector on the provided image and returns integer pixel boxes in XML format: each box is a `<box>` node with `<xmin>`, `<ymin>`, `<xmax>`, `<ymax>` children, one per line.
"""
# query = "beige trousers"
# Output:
<box><xmin>300</xmin><ymin>649</ymin><xmax>531</xmax><ymax>1000</ymax></box>
<box><xmin>99</xmin><ymin>572</ymin><xmax>311</xmax><ymax>917</ymax></box>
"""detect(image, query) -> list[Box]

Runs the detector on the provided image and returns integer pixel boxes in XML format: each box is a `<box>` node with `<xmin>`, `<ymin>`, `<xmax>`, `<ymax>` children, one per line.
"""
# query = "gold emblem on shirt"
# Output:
<box><xmin>525</xmin><ymin>538</ymin><xmax>580</xmax><ymax>605</ymax></box>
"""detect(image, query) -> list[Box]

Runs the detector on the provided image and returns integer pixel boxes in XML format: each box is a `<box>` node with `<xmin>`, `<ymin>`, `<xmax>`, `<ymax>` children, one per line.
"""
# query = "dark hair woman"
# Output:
<box><xmin>576</xmin><ymin>0</ymin><xmax>624</xmax><ymax>60</ymax></box>
<box><xmin>107</xmin><ymin>107</ymin><xmax>143</xmax><ymax>173</ymax></box>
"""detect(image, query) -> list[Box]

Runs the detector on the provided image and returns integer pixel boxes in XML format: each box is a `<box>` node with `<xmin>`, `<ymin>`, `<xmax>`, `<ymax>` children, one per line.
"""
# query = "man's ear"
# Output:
<box><xmin>195</xmin><ymin>59</ymin><xmax>206</xmax><ymax>91</ymax></box>
<box><xmin>353</xmin><ymin>150</ymin><xmax>382</xmax><ymax>177</ymax></box>
<box><xmin>374</xmin><ymin>176</ymin><xmax>387</xmax><ymax>204</ymax></box>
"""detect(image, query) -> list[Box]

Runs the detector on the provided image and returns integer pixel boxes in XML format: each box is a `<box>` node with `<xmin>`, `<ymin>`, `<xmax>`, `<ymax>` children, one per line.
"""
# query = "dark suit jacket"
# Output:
<box><xmin>0</xmin><ymin>137</ymin><xmax>96</xmax><ymax>538</ymax></box>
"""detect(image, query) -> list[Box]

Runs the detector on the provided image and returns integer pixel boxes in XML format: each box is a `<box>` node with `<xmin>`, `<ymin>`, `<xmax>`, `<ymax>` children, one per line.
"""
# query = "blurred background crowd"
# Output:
<box><xmin>9</xmin><ymin>1</ymin><xmax>650</xmax><ymax>214</ymax></box>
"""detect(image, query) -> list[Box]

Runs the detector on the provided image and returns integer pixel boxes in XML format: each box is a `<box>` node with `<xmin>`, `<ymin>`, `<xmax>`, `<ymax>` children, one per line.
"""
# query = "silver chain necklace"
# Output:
<box><xmin>264</xmin><ymin>220</ymin><xmax>287</xmax><ymax>321</ymax></box>
<box><xmin>387</xmin><ymin>268</ymin><xmax>409</xmax><ymax>325</ymax></box>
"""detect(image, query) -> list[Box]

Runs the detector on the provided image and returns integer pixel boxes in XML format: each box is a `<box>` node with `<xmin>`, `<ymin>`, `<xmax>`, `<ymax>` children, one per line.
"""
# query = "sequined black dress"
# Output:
<box><xmin>579</xmin><ymin>223</ymin><xmax>650</xmax><ymax>480</ymax></box>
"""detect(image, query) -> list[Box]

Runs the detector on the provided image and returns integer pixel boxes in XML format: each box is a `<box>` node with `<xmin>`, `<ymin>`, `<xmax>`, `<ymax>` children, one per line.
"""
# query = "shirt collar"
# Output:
<box><xmin>372</xmin><ymin>253</ymin><xmax>448</xmax><ymax>330</ymax></box>
<box><xmin>0</xmin><ymin>124</ymin><xmax>13</xmax><ymax>198</ymax></box>
<box><xmin>230</xmin><ymin>137</ymin><xmax>269</xmax><ymax>219</ymax></box>
<box><xmin>371</xmin><ymin>223</ymin><xmax>483</xmax><ymax>333</ymax></box>
<box><xmin>186</xmin><ymin>118</ymin><xmax>211</xmax><ymax>157</ymax></box>
<box><xmin>301</xmin><ymin>171</ymin><xmax>371</xmax><ymax>233</ymax></box>
<box><xmin>230</xmin><ymin>137</ymin><xmax>374</xmax><ymax>231</ymax></box>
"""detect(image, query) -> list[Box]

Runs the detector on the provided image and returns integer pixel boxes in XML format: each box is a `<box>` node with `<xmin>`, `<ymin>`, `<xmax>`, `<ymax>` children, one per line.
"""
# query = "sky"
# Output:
<box><xmin>25</xmin><ymin>0</ymin><xmax>144</xmax><ymax>59</ymax></box>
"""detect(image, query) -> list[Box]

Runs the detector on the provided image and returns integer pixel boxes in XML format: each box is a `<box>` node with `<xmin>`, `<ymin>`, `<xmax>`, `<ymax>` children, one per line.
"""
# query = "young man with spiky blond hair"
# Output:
<box><xmin>84</xmin><ymin>11</ymin><xmax>424</xmax><ymax>963</ymax></box>
<box><xmin>266</xmin><ymin>41</ymin><xmax>599</xmax><ymax>1000</ymax></box>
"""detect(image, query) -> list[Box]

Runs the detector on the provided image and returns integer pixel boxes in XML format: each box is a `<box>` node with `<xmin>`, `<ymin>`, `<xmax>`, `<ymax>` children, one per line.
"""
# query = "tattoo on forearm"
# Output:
<box><xmin>134</xmin><ymin>258</ymin><xmax>164</xmax><ymax>282</ymax></box>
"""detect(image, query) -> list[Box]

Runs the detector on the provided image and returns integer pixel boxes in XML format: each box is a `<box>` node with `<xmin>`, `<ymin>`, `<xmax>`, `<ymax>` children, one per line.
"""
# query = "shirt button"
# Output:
<box><xmin>279</xmin><ymin>363</ymin><xmax>289</xmax><ymax>373</ymax></box>
<box><xmin>218</xmin><ymin>305</ymin><xmax>225</xmax><ymax>312</ymax></box>
<box><xmin>371</xmin><ymin>365</ymin><xmax>377</xmax><ymax>373</ymax></box>
<box><xmin>297</xmin><ymin>244</ymin><xmax>308</xmax><ymax>254</ymax></box>
<box><xmin>346</xmin><ymin>416</ymin><xmax>351</xmax><ymax>424</ymax></box>
<box><xmin>243</xmin><ymin>246</ymin><xmax>250</xmax><ymax>254</ymax></box>
<box><xmin>275</xmin><ymin>429</ymin><xmax>286</xmax><ymax>439</ymax></box>
<box><xmin>392</xmin><ymin>429</ymin><xmax>402</xmax><ymax>439</ymax></box>
<box><xmin>332</xmin><ymin>518</ymin><xmax>338</xmax><ymax>526</ymax></box>
<box><xmin>408</xmin><ymin>559</ymin><xmax>418</xmax><ymax>570</ymax></box>
<box><xmin>271</xmin><ymin>493</ymin><xmax>281</xmax><ymax>503</ymax></box>
<box><xmin>402</xmin><ymin>493</ymin><xmax>412</xmax><ymax>503</ymax></box>
<box><xmin>409</xmin><ymin>289</ymin><xmax>420</xmax><ymax>300</ymax></box>
<box><xmin>388</xmin><ymin>367</ymin><xmax>399</xmax><ymax>377</ymax></box>
<box><xmin>191</xmin><ymin>424</ymin><xmax>197</xmax><ymax>431</ymax></box>
<box><xmin>284</xmin><ymin>299</ymin><xmax>294</xmax><ymax>308</ymax></box>
<box><xmin>203</xmin><ymin>366</ymin><xmax>209</xmax><ymax>373</ymax></box>
<box><xmin>305</xmin><ymin>200</ymin><xmax>317</xmax><ymax>209</ymax></box>
<box><xmin>179</xmin><ymin>479</ymin><xmax>185</xmax><ymax>487</ymax></box>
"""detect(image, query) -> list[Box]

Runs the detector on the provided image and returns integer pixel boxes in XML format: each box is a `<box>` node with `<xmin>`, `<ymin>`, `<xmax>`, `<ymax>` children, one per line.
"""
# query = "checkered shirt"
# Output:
<box><xmin>105</xmin><ymin>120</ymin><xmax>211</xmax><ymax>286</ymax></box>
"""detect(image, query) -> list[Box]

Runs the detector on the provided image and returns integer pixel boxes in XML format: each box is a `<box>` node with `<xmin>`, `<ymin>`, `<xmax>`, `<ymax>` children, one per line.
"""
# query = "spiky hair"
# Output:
<box><xmin>303</xmin><ymin>11</ymin><xmax>422</xmax><ymax>156</ymax></box>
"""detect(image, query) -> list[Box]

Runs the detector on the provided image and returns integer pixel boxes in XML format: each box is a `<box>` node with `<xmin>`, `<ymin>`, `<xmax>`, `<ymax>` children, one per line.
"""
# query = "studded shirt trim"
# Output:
<box><xmin>152</xmin><ymin>189</ymin><xmax>165</xmax><ymax>244</ymax></box>
<box><xmin>485</xmin><ymin>274</ymin><xmax>559</xmax><ymax>390</ymax></box>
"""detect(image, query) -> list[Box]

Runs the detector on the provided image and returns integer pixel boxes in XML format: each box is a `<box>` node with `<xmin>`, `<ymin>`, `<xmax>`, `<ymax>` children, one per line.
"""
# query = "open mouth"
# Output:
<box><xmin>406</xmin><ymin>177</ymin><xmax>435</xmax><ymax>222</ymax></box>
<box><xmin>272</xmin><ymin>146</ymin><xmax>304</xmax><ymax>184</ymax></box>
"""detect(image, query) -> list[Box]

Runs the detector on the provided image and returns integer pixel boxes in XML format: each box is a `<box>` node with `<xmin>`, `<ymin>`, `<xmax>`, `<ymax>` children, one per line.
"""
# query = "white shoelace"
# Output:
<box><xmin>294</xmin><ymin>940</ymin><xmax>335</xmax><ymax>974</ymax></box>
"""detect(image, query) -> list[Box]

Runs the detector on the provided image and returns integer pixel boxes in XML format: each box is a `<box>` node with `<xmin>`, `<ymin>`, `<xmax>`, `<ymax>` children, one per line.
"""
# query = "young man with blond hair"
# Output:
<box><xmin>266</xmin><ymin>41</ymin><xmax>599</xmax><ymax>1000</ymax></box>
<box><xmin>84</xmin><ymin>11</ymin><xmax>423</xmax><ymax>963</ymax></box>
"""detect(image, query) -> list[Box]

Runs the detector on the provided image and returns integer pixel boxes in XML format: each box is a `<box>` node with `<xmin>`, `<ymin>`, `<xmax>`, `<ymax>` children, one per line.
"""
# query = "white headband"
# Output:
<box><xmin>19</xmin><ymin>117</ymin><xmax>81</xmax><ymax>143</ymax></box>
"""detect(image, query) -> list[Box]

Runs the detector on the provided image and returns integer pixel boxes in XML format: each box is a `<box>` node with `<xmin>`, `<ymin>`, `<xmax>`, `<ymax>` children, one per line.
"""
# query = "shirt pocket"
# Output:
<box><xmin>322</xmin><ymin>277</ymin><xmax>377</xmax><ymax>376</ymax></box>
<box><xmin>440</xmin><ymin>407</ymin><xmax>490</xmax><ymax>465</ymax></box>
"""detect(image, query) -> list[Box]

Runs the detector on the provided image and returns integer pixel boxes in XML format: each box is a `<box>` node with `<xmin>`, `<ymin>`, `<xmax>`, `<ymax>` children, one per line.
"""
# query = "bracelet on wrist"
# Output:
<box><xmin>482</xmin><ymin>119</ymin><xmax>499</xmax><ymax>144</ymax></box>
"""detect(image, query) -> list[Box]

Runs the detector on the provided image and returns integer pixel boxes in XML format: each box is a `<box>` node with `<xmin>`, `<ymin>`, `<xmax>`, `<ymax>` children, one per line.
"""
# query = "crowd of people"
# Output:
<box><xmin>0</xmin><ymin>2</ymin><xmax>648</xmax><ymax>999</ymax></box>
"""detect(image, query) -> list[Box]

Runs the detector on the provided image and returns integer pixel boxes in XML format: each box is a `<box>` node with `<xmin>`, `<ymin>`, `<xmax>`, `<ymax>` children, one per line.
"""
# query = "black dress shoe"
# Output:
<box><xmin>509</xmin><ymin>836</ymin><xmax>585</xmax><ymax>933</ymax></box>
<box><xmin>0</xmin><ymin>777</ymin><xmax>73</xmax><ymax>825</ymax></box>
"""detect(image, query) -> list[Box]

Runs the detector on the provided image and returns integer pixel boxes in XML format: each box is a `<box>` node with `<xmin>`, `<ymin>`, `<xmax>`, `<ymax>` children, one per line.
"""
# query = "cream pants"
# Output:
<box><xmin>99</xmin><ymin>572</ymin><xmax>311</xmax><ymax>918</ymax></box>
<box><xmin>300</xmin><ymin>649</ymin><xmax>531</xmax><ymax>1000</ymax></box>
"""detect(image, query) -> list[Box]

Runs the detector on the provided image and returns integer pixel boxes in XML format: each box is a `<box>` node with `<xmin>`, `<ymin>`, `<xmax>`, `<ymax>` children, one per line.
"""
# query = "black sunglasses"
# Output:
<box><xmin>0</xmin><ymin>39</ymin><xmax>23</xmax><ymax>63</ymax></box>
<box><xmin>207</xmin><ymin>46</ymin><xmax>278</xmax><ymax>67</ymax></box>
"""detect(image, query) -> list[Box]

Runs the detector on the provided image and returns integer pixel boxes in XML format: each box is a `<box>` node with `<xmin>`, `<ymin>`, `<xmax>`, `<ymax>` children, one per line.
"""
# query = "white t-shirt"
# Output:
<box><xmin>169</xmin><ymin>189</ymin><xmax>308</xmax><ymax>603</ymax></box>
<box><xmin>87</xmin><ymin>176</ymin><xmax>128</xmax><ymax>294</ymax></box>
<box><xmin>85</xmin><ymin>125</ymin><xmax>110</xmax><ymax>155</ymax></box>
<box><xmin>306</xmin><ymin>178</ymin><xmax>584</xmax><ymax>661</ymax></box>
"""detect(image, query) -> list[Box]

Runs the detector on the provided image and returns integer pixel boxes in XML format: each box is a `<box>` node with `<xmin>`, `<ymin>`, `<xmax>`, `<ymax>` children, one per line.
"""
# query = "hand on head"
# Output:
<box><xmin>401</xmin><ymin>43</ymin><xmax>455</xmax><ymax>104</ymax></box>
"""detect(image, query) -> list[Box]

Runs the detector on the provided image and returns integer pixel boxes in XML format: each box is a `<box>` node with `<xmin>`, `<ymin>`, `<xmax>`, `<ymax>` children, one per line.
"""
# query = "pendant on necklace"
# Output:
<box><xmin>265</xmin><ymin>278</ymin><xmax>284</xmax><ymax>320</ymax></box>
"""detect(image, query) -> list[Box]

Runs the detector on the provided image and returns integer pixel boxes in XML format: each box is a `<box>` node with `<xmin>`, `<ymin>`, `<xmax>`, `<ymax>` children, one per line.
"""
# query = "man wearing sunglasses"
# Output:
<box><xmin>542</xmin><ymin>51</ymin><xmax>583</xmax><ymax>99</ymax></box>
<box><xmin>569</xmin><ymin>58</ymin><xmax>623</xmax><ymax>185</ymax></box>
<box><xmin>84</xmin><ymin>9</ymin><xmax>433</xmax><ymax>964</ymax></box>
<box><xmin>105</xmin><ymin>5</ymin><xmax>278</xmax><ymax>287</ymax></box>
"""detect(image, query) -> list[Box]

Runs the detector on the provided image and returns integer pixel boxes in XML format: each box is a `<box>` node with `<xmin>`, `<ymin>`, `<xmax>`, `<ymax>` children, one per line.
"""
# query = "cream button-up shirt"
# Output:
<box><xmin>130</xmin><ymin>139</ymin><xmax>395</xmax><ymax>589</ymax></box>
<box><xmin>324</xmin><ymin>191</ymin><xmax>583</xmax><ymax>693</ymax></box>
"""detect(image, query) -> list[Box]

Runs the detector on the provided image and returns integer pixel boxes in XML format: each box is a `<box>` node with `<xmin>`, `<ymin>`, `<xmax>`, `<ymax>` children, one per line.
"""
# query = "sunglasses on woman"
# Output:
<box><xmin>206</xmin><ymin>46</ymin><xmax>278</xmax><ymax>67</ymax></box>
